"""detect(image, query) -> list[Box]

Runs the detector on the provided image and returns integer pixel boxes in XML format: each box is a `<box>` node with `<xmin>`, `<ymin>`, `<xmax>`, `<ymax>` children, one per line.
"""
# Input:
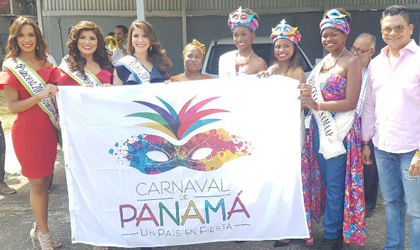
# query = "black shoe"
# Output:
<box><xmin>366</xmin><ymin>209</ymin><xmax>374</xmax><ymax>218</ymax></box>
<box><xmin>274</xmin><ymin>240</ymin><xmax>290</xmax><ymax>247</ymax></box>
<box><xmin>315</xmin><ymin>236</ymin><xmax>343</xmax><ymax>250</ymax></box>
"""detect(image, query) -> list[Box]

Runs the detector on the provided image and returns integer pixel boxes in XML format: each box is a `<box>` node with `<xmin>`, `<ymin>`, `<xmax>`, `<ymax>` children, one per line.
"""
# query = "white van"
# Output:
<box><xmin>202</xmin><ymin>36</ymin><xmax>313</xmax><ymax>78</ymax></box>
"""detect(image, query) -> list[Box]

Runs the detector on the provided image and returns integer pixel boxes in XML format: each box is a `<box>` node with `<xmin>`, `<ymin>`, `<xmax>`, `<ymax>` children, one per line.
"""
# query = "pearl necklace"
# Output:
<box><xmin>322</xmin><ymin>47</ymin><xmax>346</xmax><ymax>71</ymax></box>
<box><xmin>236</xmin><ymin>51</ymin><xmax>254</xmax><ymax>67</ymax></box>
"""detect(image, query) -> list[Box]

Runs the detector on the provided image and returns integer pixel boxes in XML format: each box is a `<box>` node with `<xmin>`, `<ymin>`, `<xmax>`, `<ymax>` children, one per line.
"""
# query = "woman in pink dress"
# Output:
<box><xmin>0</xmin><ymin>17</ymin><xmax>61</xmax><ymax>249</ymax></box>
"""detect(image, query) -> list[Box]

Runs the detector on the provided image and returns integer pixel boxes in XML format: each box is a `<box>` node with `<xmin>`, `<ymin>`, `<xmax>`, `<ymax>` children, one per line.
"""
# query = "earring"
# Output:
<box><xmin>149</xmin><ymin>46</ymin><xmax>153</xmax><ymax>51</ymax></box>
<box><xmin>36</xmin><ymin>46</ymin><xmax>39</xmax><ymax>50</ymax></box>
<box><xmin>343</xmin><ymin>41</ymin><xmax>346</xmax><ymax>46</ymax></box>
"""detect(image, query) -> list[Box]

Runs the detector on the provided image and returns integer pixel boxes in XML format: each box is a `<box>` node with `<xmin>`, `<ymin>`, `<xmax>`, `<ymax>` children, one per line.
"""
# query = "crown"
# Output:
<box><xmin>270</xmin><ymin>19</ymin><xmax>301</xmax><ymax>44</ymax></box>
<box><xmin>227</xmin><ymin>7</ymin><xmax>259</xmax><ymax>33</ymax></box>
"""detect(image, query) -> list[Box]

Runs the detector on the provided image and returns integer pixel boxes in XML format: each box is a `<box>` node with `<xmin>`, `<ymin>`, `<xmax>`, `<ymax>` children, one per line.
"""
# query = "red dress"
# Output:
<box><xmin>57</xmin><ymin>69</ymin><xmax>113</xmax><ymax>86</ymax></box>
<box><xmin>0</xmin><ymin>67</ymin><xmax>60</xmax><ymax>178</ymax></box>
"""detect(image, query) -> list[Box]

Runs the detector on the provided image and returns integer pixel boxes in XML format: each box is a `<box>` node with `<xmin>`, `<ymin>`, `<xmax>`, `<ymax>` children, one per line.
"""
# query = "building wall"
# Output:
<box><xmin>42</xmin><ymin>16</ymin><xmax>135</xmax><ymax>64</ymax></box>
<box><xmin>43</xmin><ymin>9</ymin><xmax>420</xmax><ymax>75</ymax></box>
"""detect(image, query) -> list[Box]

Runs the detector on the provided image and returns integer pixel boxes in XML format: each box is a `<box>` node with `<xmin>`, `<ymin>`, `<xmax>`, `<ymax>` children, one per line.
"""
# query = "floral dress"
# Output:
<box><xmin>301</xmin><ymin>73</ymin><xmax>366</xmax><ymax>245</ymax></box>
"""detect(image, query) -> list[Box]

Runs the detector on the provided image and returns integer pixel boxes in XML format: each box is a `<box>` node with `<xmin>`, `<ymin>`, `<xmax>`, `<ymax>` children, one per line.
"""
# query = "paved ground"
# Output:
<box><xmin>0</xmin><ymin>134</ymin><xmax>410</xmax><ymax>250</ymax></box>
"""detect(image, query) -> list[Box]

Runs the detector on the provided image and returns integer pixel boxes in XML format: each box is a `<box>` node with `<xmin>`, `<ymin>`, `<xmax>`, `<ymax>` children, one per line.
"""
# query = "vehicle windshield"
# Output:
<box><xmin>205</xmin><ymin>44</ymin><xmax>312</xmax><ymax>76</ymax></box>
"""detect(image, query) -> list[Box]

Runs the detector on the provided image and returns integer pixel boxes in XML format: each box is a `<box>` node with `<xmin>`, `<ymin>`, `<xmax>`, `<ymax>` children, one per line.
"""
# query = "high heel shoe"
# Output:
<box><xmin>29</xmin><ymin>222</ymin><xmax>38</xmax><ymax>248</ymax></box>
<box><xmin>38</xmin><ymin>231</ymin><xmax>62</xmax><ymax>250</ymax></box>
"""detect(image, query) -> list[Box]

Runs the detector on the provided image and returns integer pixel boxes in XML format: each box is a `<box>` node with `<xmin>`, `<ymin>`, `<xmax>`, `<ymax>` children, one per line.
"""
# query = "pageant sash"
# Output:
<box><xmin>307</xmin><ymin>58</ymin><xmax>354</xmax><ymax>159</ymax></box>
<box><xmin>218</xmin><ymin>50</ymin><xmax>237</xmax><ymax>78</ymax></box>
<box><xmin>3</xmin><ymin>58</ymin><xmax>60</xmax><ymax>129</ymax></box>
<box><xmin>59</xmin><ymin>61</ymin><xmax>102</xmax><ymax>87</ymax></box>
<box><xmin>119</xmin><ymin>55</ymin><xmax>150</xmax><ymax>84</ymax></box>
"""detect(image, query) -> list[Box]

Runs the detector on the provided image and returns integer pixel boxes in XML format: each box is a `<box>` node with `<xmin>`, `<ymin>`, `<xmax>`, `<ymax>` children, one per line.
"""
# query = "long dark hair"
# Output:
<box><xmin>127</xmin><ymin>20</ymin><xmax>172</xmax><ymax>80</ymax></box>
<box><xmin>65</xmin><ymin>21</ymin><xmax>113</xmax><ymax>79</ymax></box>
<box><xmin>269</xmin><ymin>42</ymin><xmax>302</xmax><ymax>78</ymax></box>
<box><xmin>5</xmin><ymin>17</ymin><xmax>48</xmax><ymax>60</ymax></box>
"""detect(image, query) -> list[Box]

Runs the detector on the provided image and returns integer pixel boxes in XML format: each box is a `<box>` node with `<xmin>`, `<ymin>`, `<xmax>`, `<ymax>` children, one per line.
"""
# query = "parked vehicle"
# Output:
<box><xmin>202</xmin><ymin>36</ymin><xmax>314</xmax><ymax>78</ymax></box>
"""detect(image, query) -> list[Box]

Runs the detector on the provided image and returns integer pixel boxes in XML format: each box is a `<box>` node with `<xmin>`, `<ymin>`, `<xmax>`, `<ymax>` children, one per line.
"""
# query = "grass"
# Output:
<box><xmin>0</xmin><ymin>91</ymin><xmax>15</xmax><ymax>135</ymax></box>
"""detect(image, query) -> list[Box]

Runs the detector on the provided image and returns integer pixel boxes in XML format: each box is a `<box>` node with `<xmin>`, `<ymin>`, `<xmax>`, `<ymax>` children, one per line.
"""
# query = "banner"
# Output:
<box><xmin>57</xmin><ymin>75</ymin><xmax>309</xmax><ymax>247</ymax></box>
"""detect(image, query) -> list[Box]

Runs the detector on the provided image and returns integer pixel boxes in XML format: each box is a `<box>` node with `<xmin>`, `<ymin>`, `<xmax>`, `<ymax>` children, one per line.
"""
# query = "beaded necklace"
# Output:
<box><xmin>322</xmin><ymin>47</ymin><xmax>345</xmax><ymax>71</ymax></box>
<box><xmin>236</xmin><ymin>51</ymin><xmax>254</xmax><ymax>67</ymax></box>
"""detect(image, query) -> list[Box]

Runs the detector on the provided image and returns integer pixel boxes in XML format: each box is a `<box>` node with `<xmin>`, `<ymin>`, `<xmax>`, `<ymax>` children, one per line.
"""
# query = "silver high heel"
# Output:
<box><xmin>29</xmin><ymin>222</ymin><xmax>38</xmax><ymax>248</ymax></box>
<box><xmin>38</xmin><ymin>230</ymin><xmax>62</xmax><ymax>250</ymax></box>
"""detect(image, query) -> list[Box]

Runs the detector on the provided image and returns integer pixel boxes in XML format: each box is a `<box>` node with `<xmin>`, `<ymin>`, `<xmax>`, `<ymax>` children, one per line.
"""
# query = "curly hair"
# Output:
<box><xmin>126</xmin><ymin>20</ymin><xmax>172</xmax><ymax>80</ymax></box>
<box><xmin>5</xmin><ymin>17</ymin><xmax>48</xmax><ymax>60</ymax></box>
<box><xmin>65</xmin><ymin>21</ymin><xmax>113</xmax><ymax>79</ymax></box>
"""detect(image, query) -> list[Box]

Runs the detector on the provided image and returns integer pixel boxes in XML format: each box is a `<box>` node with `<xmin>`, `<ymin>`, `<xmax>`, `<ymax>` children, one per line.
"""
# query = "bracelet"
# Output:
<box><xmin>416</xmin><ymin>150</ymin><xmax>420</xmax><ymax>157</ymax></box>
<box><xmin>314</xmin><ymin>102</ymin><xmax>322</xmax><ymax>111</ymax></box>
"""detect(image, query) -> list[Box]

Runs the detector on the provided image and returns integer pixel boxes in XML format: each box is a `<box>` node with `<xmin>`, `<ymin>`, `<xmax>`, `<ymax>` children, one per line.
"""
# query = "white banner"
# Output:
<box><xmin>57</xmin><ymin>75</ymin><xmax>309</xmax><ymax>248</ymax></box>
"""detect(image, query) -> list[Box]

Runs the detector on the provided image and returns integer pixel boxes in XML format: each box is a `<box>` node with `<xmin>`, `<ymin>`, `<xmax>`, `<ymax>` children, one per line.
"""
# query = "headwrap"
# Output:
<box><xmin>319</xmin><ymin>9</ymin><xmax>350</xmax><ymax>35</ymax></box>
<box><xmin>227</xmin><ymin>7</ymin><xmax>259</xmax><ymax>33</ymax></box>
<box><xmin>270</xmin><ymin>19</ymin><xmax>301</xmax><ymax>45</ymax></box>
<box><xmin>182</xmin><ymin>39</ymin><xmax>206</xmax><ymax>59</ymax></box>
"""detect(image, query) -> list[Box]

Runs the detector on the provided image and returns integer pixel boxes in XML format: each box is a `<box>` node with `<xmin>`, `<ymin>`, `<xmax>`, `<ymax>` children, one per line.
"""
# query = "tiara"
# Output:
<box><xmin>270</xmin><ymin>19</ymin><xmax>301</xmax><ymax>45</ymax></box>
<box><xmin>227</xmin><ymin>7</ymin><xmax>259</xmax><ymax>33</ymax></box>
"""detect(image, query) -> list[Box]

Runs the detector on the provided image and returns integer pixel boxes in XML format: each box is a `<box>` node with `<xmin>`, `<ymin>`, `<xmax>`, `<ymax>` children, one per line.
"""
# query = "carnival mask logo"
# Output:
<box><xmin>110</xmin><ymin>96</ymin><xmax>251</xmax><ymax>174</ymax></box>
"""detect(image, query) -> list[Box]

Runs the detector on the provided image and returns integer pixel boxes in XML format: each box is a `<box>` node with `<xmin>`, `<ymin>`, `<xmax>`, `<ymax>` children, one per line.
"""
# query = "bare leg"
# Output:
<box><xmin>28</xmin><ymin>174</ymin><xmax>52</xmax><ymax>234</ymax></box>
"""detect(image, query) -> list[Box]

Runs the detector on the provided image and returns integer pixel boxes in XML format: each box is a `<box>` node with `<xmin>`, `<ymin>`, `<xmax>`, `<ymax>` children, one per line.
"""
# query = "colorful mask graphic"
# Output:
<box><xmin>110</xmin><ymin>96</ymin><xmax>251</xmax><ymax>174</ymax></box>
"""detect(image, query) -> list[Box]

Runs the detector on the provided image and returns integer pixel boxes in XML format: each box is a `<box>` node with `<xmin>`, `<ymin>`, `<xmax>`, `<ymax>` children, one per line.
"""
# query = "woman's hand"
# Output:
<box><xmin>39</xmin><ymin>84</ymin><xmax>59</xmax><ymax>99</ymax></box>
<box><xmin>164</xmin><ymin>79</ymin><xmax>171</xmax><ymax>85</ymax></box>
<box><xmin>256</xmin><ymin>70</ymin><xmax>271</xmax><ymax>78</ymax></box>
<box><xmin>101</xmin><ymin>83</ymin><xmax>112</xmax><ymax>87</ymax></box>
<box><xmin>298</xmin><ymin>84</ymin><xmax>316</xmax><ymax>109</ymax></box>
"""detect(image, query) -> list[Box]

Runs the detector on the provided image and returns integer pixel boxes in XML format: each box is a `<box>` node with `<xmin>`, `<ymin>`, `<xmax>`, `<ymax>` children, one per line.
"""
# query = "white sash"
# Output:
<box><xmin>307</xmin><ymin>58</ymin><xmax>355</xmax><ymax>159</ymax></box>
<box><xmin>3</xmin><ymin>58</ymin><xmax>60</xmax><ymax>129</ymax></box>
<box><xmin>218</xmin><ymin>50</ymin><xmax>237</xmax><ymax>78</ymax></box>
<box><xmin>59</xmin><ymin>61</ymin><xmax>102</xmax><ymax>87</ymax></box>
<box><xmin>119</xmin><ymin>55</ymin><xmax>150</xmax><ymax>84</ymax></box>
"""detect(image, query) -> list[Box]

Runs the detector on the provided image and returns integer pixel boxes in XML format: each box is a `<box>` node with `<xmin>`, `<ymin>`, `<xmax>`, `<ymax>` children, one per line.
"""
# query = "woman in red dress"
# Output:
<box><xmin>57</xmin><ymin>20</ymin><xmax>113</xmax><ymax>250</ymax></box>
<box><xmin>58</xmin><ymin>21</ymin><xmax>113</xmax><ymax>86</ymax></box>
<box><xmin>0</xmin><ymin>17</ymin><xmax>61</xmax><ymax>249</ymax></box>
